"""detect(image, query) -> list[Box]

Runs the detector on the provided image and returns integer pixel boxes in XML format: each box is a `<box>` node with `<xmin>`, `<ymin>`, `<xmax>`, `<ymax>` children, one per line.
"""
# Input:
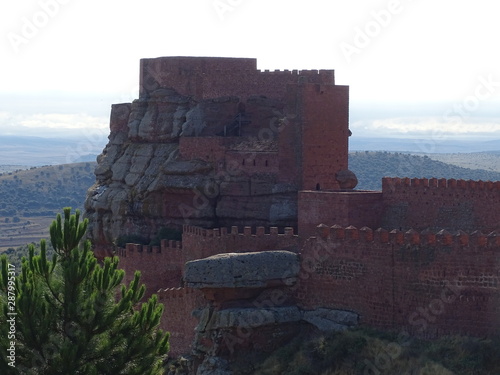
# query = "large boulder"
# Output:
<box><xmin>185</xmin><ymin>250</ymin><xmax>300</xmax><ymax>289</ymax></box>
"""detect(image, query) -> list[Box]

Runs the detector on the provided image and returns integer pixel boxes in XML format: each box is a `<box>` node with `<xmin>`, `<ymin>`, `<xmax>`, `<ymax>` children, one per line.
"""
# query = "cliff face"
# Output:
<box><xmin>84</xmin><ymin>88</ymin><xmax>297</xmax><ymax>256</ymax></box>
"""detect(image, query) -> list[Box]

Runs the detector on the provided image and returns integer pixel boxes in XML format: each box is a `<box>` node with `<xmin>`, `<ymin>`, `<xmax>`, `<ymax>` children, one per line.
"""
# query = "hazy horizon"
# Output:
<box><xmin>1</xmin><ymin>1</ymin><xmax>500</xmax><ymax>144</ymax></box>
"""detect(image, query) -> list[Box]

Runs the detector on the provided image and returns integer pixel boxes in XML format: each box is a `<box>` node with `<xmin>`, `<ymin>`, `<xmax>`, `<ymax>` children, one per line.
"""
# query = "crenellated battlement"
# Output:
<box><xmin>381</xmin><ymin>177</ymin><xmax>500</xmax><ymax>233</ymax></box>
<box><xmin>117</xmin><ymin>240</ymin><xmax>183</xmax><ymax>258</ymax></box>
<box><xmin>181</xmin><ymin>224</ymin><xmax>299</xmax><ymax>260</ymax></box>
<box><xmin>312</xmin><ymin>223</ymin><xmax>500</xmax><ymax>248</ymax></box>
<box><xmin>257</xmin><ymin>68</ymin><xmax>334</xmax><ymax>77</ymax></box>
<box><xmin>182</xmin><ymin>224</ymin><xmax>296</xmax><ymax>237</ymax></box>
<box><xmin>299</xmin><ymin>223</ymin><xmax>500</xmax><ymax>337</ymax></box>
<box><xmin>382</xmin><ymin>177</ymin><xmax>500</xmax><ymax>191</ymax></box>
<box><xmin>139</xmin><ymin>56</ymin><xmax>336</xmax><ymax>99</ymax></box>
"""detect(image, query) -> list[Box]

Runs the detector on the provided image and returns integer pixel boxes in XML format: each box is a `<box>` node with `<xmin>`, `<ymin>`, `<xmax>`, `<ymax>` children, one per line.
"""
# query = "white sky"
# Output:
<box><xmin>1</xmin><ymin>0</ymin><xmax>500</xmax><ymax>141</ymax></box>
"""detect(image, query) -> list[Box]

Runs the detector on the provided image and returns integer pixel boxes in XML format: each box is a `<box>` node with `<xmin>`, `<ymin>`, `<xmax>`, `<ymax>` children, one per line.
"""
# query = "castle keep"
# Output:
<box><xmin>85</xmin><ymin>57</ymin><xmax>500</xmax><ymax>365</ymax></box>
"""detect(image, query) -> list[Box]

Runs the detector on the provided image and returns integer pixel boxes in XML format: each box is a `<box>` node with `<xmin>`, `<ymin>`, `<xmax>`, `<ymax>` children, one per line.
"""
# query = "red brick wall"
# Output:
<box><xmin>181</xmin><ymin>225</ymin><xmax>299</xmax><ymax>260</ymax></box>
<box><xmin>225</xmin><ymin>151</ymin><xmax>279</xmax><ymax>176</ymax></box>
<box><xmin>158</xmin><ymin>287</ymin><xmax>205</xmax><ymax>357</ymax></box>
<box><xmin>297</xmin><ymin>190</ymin><xmax>383</xmax><ymax>239</ymax></box>
<box><xmin>382</xmin><ymin>177</ymin><xmax>500</xmax><ymax>232</ymax></box>
<box><xmin>179</xmin><ymin>137</ymin><xmax>228</xmax><ymax>163</ymax></box>
<box><xmin>117</xmin><ymin>241</ymin><xmax>184</xmax><ymax>298</ymax></box>
<box><xmin>117</xmin><ymin>225</ymin><xmax>299</xmax><ymax>296</ymax></box>
<box><xmin>277</xmin><ymin>116</ymin><xmax>301</xmax><ymax>185</ymax></box>
<box><xmin>297</xmin><ymin>225</ymin><xmax>500</xmax><ymax>337</ymax></box>
<box><xmin>139</xmin><ymin>57</ymin><xmax>334</xmax><ymax>100</ymax></box>
<box><xmin>297</xmin><ymin>84</ymin><xmax>350</xmax><ymax>190</ymax></box>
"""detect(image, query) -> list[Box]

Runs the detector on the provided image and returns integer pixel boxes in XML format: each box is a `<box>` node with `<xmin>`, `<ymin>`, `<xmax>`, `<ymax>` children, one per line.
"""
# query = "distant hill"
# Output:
<box><xmin>350</xmin><ymin>137</ymin><xmax>500</xmax><ymax>153</ymax></box>
<box><xmin>349</xmin><ymin>151</ymin><xmax>500</xmax><ymax>190</ymax></box>
<box><xmin>0</xmin><ymin>162</ymin><xmax>96</xmax><ymax>251</ymax></box>
<box><xmin>2</xmin><ymin>152</ymin><xmax>500</xmax><ymax>251</ymax></box>
<box><xmin>420</xmin><ymin>152</ymin><xmax>500</xmax><ymax>173</ymax></box>
<box><xmin>0</xmin><ymin>135</ymin><xmax>104</xmax><ymax>165</ymax></box>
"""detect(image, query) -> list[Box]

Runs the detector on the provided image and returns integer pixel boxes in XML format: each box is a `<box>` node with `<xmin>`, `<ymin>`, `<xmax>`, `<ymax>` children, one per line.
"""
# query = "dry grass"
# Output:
<box><xmin>0</xmin><ymin>216</ymin><xmax>53</xmax><ymax>252</ymax></box>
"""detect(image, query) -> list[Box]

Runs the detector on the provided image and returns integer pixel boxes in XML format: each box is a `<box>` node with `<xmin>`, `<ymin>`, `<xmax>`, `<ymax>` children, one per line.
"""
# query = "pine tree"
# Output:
<box><xmin>0</xmin><ymin>208</ymin><xmax>170</xmax><ymax>374</ymax></box>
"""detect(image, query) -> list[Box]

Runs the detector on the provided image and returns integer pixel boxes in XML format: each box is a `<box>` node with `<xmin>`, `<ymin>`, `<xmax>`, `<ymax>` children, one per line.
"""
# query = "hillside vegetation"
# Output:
<box><xmin>2</xmin><ymin>153</ymin><xmax>500</xmax><ymax>250</ymax></box>
<box><xmin>238</xmin><ymin>328</ymin><xmax>500</xmax><ymax>375</ymax></box>
<box><xmin>0</xmin><ymin>162</ymin><xmax>95</xmax><ymax>251</ymax></box>
<box><xmin>349</xmin><ymin>152</ymin><xmax>500</xmax><ymax>191</ymax></box>
<box><xmin>421</xmin><ymin>152</ymin><xmax>500</xmax><ymax>172</ymax></box>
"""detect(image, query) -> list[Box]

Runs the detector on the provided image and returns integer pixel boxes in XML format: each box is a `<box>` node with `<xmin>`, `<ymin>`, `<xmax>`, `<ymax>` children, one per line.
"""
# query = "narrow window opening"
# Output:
<box><xmin>316</xmin><ymin>183</ymin><xmax>321</xmax><ymax>191</ymax></box>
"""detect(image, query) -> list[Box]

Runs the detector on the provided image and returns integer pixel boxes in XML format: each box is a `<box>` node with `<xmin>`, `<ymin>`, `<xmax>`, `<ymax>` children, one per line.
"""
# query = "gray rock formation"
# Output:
<box><xmin>186</xmin><ymin>251</ymin><xmax>359</xmax><ymax>374</ymax></box>
<box><xmin>84</xmin><ymin>89</ymin><xmax>298</xmax><ymax>255</ymax></box>
<box><xmin>302</xmin><ymin>308</ymin><xmax>359</xmax><ymax>332</ymax></box>
<box><xmin>336</xmin><ymin>169</ymin><xmax>358</xmax><ymax>189</ymax></box>
<box><xmin>185</xmin><ymin>251</ymin><xmax>300</xmax><ymax>289</ymax></box>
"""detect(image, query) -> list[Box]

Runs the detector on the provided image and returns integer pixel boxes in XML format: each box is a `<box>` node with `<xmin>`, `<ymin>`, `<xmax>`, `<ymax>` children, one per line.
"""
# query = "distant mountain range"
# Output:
<box><xmin>349</xmin><ymin>151</ymin><xmax>500</xmax><ymax>190</ymax></box>
<box><xmin>2</xmin><ymin>135</ymin><xmax>500</xmax><ymax>167</ymax></box>
<box><xmin>0</xmin><ymin>135</ymin><xmax>105</xmax><ymax>166</ymax></box>
<box><xmin>350</xmin><ymin>137</ymin><xmax>500</xmax><ymax>154</ymax></box>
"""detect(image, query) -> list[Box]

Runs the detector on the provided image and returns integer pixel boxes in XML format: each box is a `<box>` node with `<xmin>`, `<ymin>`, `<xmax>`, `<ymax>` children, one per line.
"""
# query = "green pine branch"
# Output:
<box><xmin>0</xmin><ymin>208</ymin><xmax>170</xmax><ymax>374</ymax></box>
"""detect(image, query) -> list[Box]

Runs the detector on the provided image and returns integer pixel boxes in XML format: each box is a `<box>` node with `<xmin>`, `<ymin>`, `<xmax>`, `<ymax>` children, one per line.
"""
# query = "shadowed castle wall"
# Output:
<box><xmin>382</xmin><ymin>177</ymin><xmax>500</xmax><ymax>232</ymax></box>
<box><xmin>298</xmin><ymin>224</ymin><xmax>500</xmax><ymax>338</ymax></box>
<box><xmin>139</xmin><ymin>56</ymin><xmax>334</xmax><ymax>100</ymax></box>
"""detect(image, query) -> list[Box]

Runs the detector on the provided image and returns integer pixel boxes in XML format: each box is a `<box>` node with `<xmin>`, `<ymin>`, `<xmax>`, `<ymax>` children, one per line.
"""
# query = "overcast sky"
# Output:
<box><xmin>1</xmin><ymin>0</ymin><xmax>500</xmax><ymax>144</ymax></box>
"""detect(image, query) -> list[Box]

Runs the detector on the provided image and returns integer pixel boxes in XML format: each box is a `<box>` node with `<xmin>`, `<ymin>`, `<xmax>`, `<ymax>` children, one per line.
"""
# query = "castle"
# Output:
<box><xmin>85</xmin><ymin>57</ymin><xmax>500</xmax><ymax>366</ymax></box>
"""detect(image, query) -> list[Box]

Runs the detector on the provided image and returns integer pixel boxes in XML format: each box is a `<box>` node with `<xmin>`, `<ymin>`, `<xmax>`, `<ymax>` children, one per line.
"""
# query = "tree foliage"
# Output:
<box><xmin>0</xmin><ymin>208</ymin><xmax>169</xmax><ymax>374</ymax></box>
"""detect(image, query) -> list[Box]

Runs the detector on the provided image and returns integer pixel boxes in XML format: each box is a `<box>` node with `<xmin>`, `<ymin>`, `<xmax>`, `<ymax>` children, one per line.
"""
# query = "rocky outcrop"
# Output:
<box><xmin>184</xmin><ymin>251</ymin><xmax>300</xmax><ymax>289</ymax></box>
<box><xmin>184</xmin><ymin>251</ymin><xmax>359</xmax><ymax>374</ymax></box>
<box><xmin>336</xmin><ymin>169</ymin><xmax>358</xmax><ymax>189</ymax></box>
<box><xmin>84</xmin><ymin>88</ymin><xmax>297</xmax><ymax>256</ymax></box>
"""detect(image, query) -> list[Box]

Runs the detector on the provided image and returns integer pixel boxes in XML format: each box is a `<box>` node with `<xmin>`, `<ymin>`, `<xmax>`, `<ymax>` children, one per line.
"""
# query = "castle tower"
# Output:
<box><xmin>282</xmin><ymin>81</ymin><xmax>350</xmax><ymax>191</ymax></box>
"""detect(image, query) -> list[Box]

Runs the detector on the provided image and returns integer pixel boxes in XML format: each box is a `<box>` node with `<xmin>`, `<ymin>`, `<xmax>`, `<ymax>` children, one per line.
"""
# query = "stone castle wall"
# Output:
<box><xmin>298</xmin><ymin>177</ymin><xmax>500</xmax><ymax>238</ymax></box>
<box><xmin>94</xmin><ymin>56</ymin><xmax>500</xmax><ymax>363</ymax></box>
<box><xmin>295</xmin><ymin>83</ymin><xmax>350</xmax><ymax>190</ymax></box>
<box><xmin>119</xmin><ymin>221</ymin><xmax>500</xmax><ymax>356</ymax></box>
<box><xmin>117</xmin><ymin>224</ymin><xmax>300</xmax><ymax>356</ymax></box>
<box><xmin>157</xmin><ymin>287</ymin><xmax>205</xmax><ymax>357</ymax></box>
<box><xmin>117</xmin><ymin>240</ymin><xmax>184</xmax><ymax>297</ymax></box>
<box><xmin>382</xmin><ymin>177</ymin><xmax>500</xmax><ymax>232</ymax></box>
<box><xmin>298</xmin><ymin>190</ymin><xmax>384</xmax><ymax>239</ymax></box>
<box><xmin>139</xmin><ymin>56</ymin><xmax>335</xmax><ymax>99</ymax></box>
<box><xmin>181</xmin><ymin>224</ymin><xmax>300</xmax><ymax>259</ymax></box>
<box><xmin>117</xmin><ymin>225</ymin><xmax>300</xmax><ymax>295</ymax></box>
<box><xmin>298</xmin><ymin>224</ymin><xmax>500</xmax><ymax>338</ymax></box>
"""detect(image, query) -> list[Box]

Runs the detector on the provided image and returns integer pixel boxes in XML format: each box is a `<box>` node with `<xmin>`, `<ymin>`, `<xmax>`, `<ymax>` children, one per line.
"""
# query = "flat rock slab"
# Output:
<box><xmin>185</xmin><ymin>250</ymin><xmax>300</xmax><ymax>288</ymax></box>
<box><xmin>302</xmin><ymin>308</ymin><xmax>359</xmax><ymax>332</ymax></box>
<box><xmin>196</xmin><ymin>306</ymin><xmax>302</xmax><ymax>331</ymax></box>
